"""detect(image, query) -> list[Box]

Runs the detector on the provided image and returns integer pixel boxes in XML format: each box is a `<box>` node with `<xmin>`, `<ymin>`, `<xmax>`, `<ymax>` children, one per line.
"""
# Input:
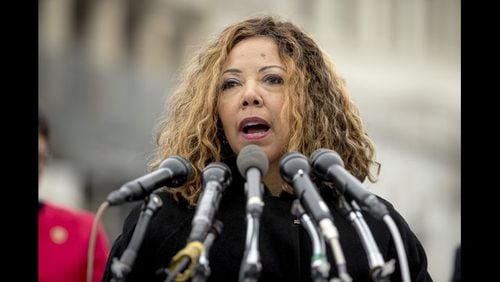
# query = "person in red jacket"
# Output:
<box><xmin>38</xmin><ymin>111</ymin><xmax>110</xmax><ymax>282</ymax></box>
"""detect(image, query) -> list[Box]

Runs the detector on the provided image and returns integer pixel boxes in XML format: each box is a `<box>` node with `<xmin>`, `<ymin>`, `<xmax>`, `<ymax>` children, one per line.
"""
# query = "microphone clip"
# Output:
<box><xmin>167</xmin><ymin>241</ymin><xmax>205</xmax><ymax>282</ymax></box>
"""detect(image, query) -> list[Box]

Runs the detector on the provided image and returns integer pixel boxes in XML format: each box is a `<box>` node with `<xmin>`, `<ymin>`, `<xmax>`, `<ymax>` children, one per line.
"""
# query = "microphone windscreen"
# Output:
<box><xmin>158</xmin><ymin>155</ymin><xmax>194</xmax><ymax>187</ymax></box>
<box><xmin>310</xmin><ymin>149</ymin><xmax>344</xmax><ymax>180</ymax></box>
<box><xmin>279</xmin><ymin>152</ymin><xmax>310</xmax><ymax>183</ymax></box>
<box><xmin>310</xmin><ymin>149</ymin><xmax>344</xmax><ymax>167</ymax></box>
<box><xmin>237</xmin><ymin>144</ymin><xmax>269</xmax><ymax>178</ymax></box>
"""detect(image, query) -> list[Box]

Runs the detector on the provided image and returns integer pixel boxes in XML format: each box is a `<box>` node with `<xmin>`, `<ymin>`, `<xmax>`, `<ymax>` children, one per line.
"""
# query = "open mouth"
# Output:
<box><xmin>242</xmin><ymin>123</ymin><xmax>270</xmax><ymax>134</ymax></box>
<box><xmin>239</xmin><ymin>117</ymin><xmax>271</xmax><ymax>135</ymax></box>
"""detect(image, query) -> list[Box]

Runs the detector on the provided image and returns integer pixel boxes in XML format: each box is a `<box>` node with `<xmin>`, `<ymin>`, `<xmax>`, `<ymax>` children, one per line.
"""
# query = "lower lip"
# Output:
<box><xmin>240</xmin><ymin>131</ymin><xmax>270</xmax><ymax>141</ymax></box>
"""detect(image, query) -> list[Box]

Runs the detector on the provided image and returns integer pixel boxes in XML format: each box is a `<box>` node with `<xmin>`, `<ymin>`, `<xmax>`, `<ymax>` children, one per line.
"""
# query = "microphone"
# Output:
<box><xmin>291</xmin><ymin>199</ymin><xmax>330</xmax><ymax>282</ymax></box>
<box><xmin>280</xmin><ymin>152</ymin><xmax>352</xmax><ymax>282</ymax></box>
<box><xmin>188</xmin><ymin>162</ymin><xmax>232</xmax><ymax>242</ymax></box>
<box><xmin>237</xmin><ymin>144</ymin><xmax>269</xmax><ymax>282</ymax></box>
<box><xmin>237</xmin><ymin>144</ymin><xmax>269</xmax><ymax>214</ymax></box>
<box><xmin>280</xmin><ymin>152</ymin><xmax>333</xmax><ymax>222</ymax></box>
<box><xmin>310</xmin><ymin>149</ymin><xmax>389</xmax><ymax>220</ymax></box>
<box><xmin>110</xmin><ymin>194</ymin><xmax>164</xmax><ymax>281</ymax></box>
<box><xmin>106</xmin><ymin>155</ymin><xmax>193</xmax><ymax>206</ymax></box>
<box><xmin>164</xmin><ymin>162</ymin><xmax>231</xmax><ymax>282</ymax></box>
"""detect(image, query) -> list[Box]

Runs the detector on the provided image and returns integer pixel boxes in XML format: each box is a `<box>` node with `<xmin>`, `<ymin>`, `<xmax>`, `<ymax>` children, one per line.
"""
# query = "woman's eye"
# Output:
<box><xmin>221</xmin><ymin>79</ymin><xmax>240</xmax><ymax>91</ymax></box>
<box><xmin>264</xmin><ymin>75</ymin><xmax>284</xmax><ymax>85</ymax></box>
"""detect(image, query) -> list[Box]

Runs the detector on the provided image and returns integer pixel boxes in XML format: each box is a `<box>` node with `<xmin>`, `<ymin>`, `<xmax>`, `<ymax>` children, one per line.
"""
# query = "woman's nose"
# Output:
<box><xmin>241</xmin><ymin>82</ymin><xmax>263</xmax><ymax>107</ymax></box>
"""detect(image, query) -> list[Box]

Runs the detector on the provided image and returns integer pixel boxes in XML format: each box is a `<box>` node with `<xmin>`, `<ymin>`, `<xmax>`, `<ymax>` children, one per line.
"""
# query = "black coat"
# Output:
<box><xmin>103</xmin><ymin>158</ymin><xmax>432</xmax><ymax>282</ymax></box>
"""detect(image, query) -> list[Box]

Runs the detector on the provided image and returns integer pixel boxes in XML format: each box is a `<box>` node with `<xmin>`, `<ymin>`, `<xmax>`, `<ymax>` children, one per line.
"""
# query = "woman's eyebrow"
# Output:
<box><xmin>222</xmin><ymin>65</ymin><xmax>286</xmax><ymax>75</ymax></box>
<box><xmin>222</xmin><ymin>68</ymin><xmax>242</xmax><ymax>75</ymax></box>
<box><xmin>258</xmin><ymin>65</ymin><xmax>286</xmax><ymax>72</ymax></box>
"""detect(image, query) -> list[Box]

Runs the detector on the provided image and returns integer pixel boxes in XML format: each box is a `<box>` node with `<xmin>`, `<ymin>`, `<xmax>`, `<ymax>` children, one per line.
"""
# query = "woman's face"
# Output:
<box><xmin>217</xmin><ymin>36</ymin><xmax>289</xmax><ymax>166</ymax></box>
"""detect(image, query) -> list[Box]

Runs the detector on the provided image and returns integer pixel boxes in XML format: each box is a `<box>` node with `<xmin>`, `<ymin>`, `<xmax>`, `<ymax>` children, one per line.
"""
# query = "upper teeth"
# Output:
<box><xmin>245</xmin><ymin>122</ymin><xmax>260</xmax><ymax>127</ymax></box>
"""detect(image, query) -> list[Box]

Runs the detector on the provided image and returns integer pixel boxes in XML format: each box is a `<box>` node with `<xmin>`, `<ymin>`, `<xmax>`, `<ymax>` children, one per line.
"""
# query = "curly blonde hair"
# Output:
<box><xmin>149</xmin><ymin>16</ymin><xmax>380</xmax><ymax>205</ymax></box>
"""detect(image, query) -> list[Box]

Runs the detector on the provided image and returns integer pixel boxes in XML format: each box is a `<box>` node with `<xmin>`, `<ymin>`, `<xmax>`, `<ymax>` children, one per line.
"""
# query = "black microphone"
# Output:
<box><xmin>188</xmin><ymin>162</ymin><xmax>232</xmax><ymax>242</ymax></box>
<box><xmin>310</xmin><ymin>149</ymin><xmax>389</xmax><ymax>220</ymax></box>
<box><xmin>237</xmin><ymin>144</ymin><xmax>269</xmax><ymax>214</ymax></box>
<box><xmin>237</xmin><ymin>144</ymin><xmax>269</xmax><ymax>281</ymax></box>
<box><xmin>280</xmin><ymin>152</ymin><xmax>352</xmax><ymax>282</ymax></box>
<box><xmin>280</xmin><ymin>152</ymin><xmax>333</xmax><ymax>222</ymax></box>
<box><xmin>106</xmin><ymin>156</ymin><xmax>193</xmax><ymax>206</ymax></box>
<box><xmin>163</xmin><ymin>162</ymin><xmax>231</xmax><ymax>282</ymax></box>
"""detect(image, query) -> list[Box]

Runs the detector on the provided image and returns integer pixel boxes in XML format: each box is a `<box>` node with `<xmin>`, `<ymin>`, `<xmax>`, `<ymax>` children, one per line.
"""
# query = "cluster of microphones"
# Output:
<box><xmin>96</xmin><ymin>145</ymin><xmax>410</xmax><ymax>282</ymax></box>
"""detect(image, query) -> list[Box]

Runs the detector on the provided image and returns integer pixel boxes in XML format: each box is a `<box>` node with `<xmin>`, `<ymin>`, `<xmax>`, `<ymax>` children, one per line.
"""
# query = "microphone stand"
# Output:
<box><xmin>339</xmin><ymin>193</ymin><xmax>410</xmax><ymax>282</ymax></box>
<box><xmin>191</xmin><ymin>220</ymin><xmax>224</xmax><ymax>282</ymax></box>
<box><xmin>382</xmin><ymin>215</ymin><xmax>411</xmax><ymax>282</ymax></box>
<box><xmin>291</xmin><ymin>200</ymin><xmax>330</xmax><ymax>282</ymax></box>
<box><xmin>239</xmin><ymin>169</ymin><xmax>264</xmax><ymax>282</ymax></box>
<box><xmin>293</xmin><ymin>169</ymin><xmax>352</xmax><ymax>282</ymax></box>
<box><xmin>158</xmin><ymin>221</ymin><xmax>224</xmax><ymax>282</ymax></box>
<box><xmin>110</xmin><ymin>194</ymin><xmax>163</xmax><ymax>281</ymax></box>
<box><xmin>350</xmin><ymin>197</ymin><xmax>410</xmax><ymax>282</ymax></box>
<box><xmin>336</xmin><ymin>196</ymin><xmax>395</xmax><ymax>282</ymax></box>
<box><xmin>160</xmin><ymin>242</ymin><xmax>203</xmax><ymax>282</ymax></box>
<box><xmin>159</xmin><ymin>162</ymin><xmax>231</xmax><ymax>282</ymax></box>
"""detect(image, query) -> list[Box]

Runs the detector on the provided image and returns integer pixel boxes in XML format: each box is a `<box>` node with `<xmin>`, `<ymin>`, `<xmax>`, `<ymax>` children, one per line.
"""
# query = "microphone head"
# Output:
<box><xmin>236</xmin><ymin>144</ymin><xmax>269</xmax><ymax>179</ymax></box>
<box><xmin>310</xmin><ymin>149</ymin><xmax>344</xmax><ymax>180</ymax></box>
<box><xmin>159</xmin><ymin>155</ymin><xmax>194</xmax><ymax>187</ymax></box>
<box><xmin>279</xmin><ymin>151</ymin><xmax>311</xmax><ymax>184</ymax></box>
<box><xmin>202</xmin><ymin>162</ymin><xmax>232</xmax><ymax>191</ymax></box>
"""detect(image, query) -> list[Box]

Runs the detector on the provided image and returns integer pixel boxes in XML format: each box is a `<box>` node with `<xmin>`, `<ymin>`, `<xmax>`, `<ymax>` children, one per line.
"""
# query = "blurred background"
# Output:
<box><xmin>38</xmin><ymin>0</ymin><xmax>460</xmax><ymax>281</ymax></box>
